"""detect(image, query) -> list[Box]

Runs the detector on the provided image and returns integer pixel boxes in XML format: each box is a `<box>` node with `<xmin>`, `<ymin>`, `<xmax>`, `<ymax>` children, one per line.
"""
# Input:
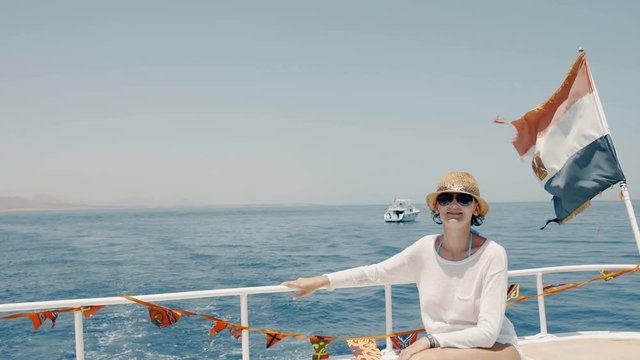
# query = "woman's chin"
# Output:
<box><xmin>444</xmin><ymin>218</ymin><xmax>469</xmax><ymax>226</ymax></box>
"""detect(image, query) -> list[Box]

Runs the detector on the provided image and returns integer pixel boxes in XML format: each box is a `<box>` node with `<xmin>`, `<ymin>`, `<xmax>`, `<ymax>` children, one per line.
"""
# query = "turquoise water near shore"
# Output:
<box><xmin>1</xmin><ymin>202</ymin><xmax>639</xmax><ymax>359</ymax></box>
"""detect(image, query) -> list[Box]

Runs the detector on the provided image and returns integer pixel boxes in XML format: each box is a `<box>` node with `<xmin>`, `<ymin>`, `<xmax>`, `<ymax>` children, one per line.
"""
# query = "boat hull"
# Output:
<box><xmin>384</xmin><ymin>211</ymin><xmax>419</xmax><ymax>222</ymax></box>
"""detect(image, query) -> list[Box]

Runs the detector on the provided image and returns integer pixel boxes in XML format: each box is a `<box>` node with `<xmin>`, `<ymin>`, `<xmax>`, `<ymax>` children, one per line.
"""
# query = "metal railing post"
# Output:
<box><xmin>74</xmin><ymin>311</ymin><xmax>85</xmax><ymax>360</ymax></box>
<box><xmin>535</xmin><ymin>272</ymin><xmax>548</xmax><ymax>336</ymax></box>
<box><xmin>384</xmin><ymin>285</ymin><xmax>393</xmax><ymax>354</ymax></box>
<box><xmin>240</xmin><ymin>293</ymin><xmax>250</xmax><ymax>360</ymax></box>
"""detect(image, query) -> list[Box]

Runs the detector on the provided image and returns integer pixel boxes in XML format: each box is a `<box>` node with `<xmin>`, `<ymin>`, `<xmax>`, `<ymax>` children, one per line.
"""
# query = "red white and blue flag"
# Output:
<box><xmin>505</xmin><ymin>52</ymin><xmax>625</xmax><ymax>226</ymax></box>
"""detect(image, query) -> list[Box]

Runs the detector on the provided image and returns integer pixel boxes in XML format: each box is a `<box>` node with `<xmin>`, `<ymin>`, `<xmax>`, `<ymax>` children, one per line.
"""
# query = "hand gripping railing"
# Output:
<box><xmin>0</xmin><ymin>264</ymin><xmax>636</xmax><ymax>360</ymax></box>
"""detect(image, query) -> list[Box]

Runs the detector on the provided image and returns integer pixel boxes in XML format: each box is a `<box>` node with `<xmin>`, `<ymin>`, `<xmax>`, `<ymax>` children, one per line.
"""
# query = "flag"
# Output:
<box><xmin>507</xmin><ymin>283</ymin><xmax>520</xmax><ymax>301</ymax></box>
<box><xmin>265</xmin><ymin>331</ymin><xmax>286</xmax><ymax>348</ymax></box>
<box><xmin>508</xmin><ymin>52</ymin><xmax>625</xmax><ymax>226</ymax></box>
<box><xmin>390</xmin><ymin>331</ymin><xmax>420</xmax><ymax>353</ymax></box>
<box><xmin>228</xmin><ymin>325</ymin><xmax>243</xmax><ymax>340</ymax></box>
<box><xmin>28</xmin><ymin>311</ymin><xmax>59</xmax><ymax>330</ymax></box>
<box><xmin>346</xmin><ymin>338</ymin><xmax>382</xmax><ymax>360</ymax></box>
<box><xmin>147</xmin><ymin>305</ymin><xmax>181</xmax><ymax>328</ymax></box>
<box><xmin>209</xmin><ymin>320</ymin><xmax>228</xmax><ymax>336</ymax></box>
<box><xmin>309</xmin><ymin>336</ymin><xmax>332</xmax><ymax>359</ymax></box>
<box><xmin>81</xmin><ymin>305</ymin><xmax>105</xmax><ymax>318</ymax></box>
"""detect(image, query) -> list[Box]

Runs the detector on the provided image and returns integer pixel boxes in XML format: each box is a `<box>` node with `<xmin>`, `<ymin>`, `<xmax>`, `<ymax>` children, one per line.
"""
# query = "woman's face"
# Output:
<box><xmin>435</xmin><ymin>192</ymin><xmax>479</xmax><ymax>226</ymax></box>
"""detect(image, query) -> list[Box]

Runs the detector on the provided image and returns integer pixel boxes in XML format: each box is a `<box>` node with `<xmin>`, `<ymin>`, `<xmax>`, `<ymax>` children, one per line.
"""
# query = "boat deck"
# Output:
<box><xmin>520</xmin><ymin>332</ymin><xmax>640</xmax><ymax>360</ymax></box>
<box><xmin>330</xmin><ymin>332</ymin><xmax>640</xmax><ymax>360</ymax></box>
<box><xmin>522</xmin><ymin>339</ymin><xmax>640</xmax><ymax>359</ymax></box>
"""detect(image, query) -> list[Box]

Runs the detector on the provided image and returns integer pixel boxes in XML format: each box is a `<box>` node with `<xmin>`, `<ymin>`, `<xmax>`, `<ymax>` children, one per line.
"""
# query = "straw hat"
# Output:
<box><xmin>426</xmin><ymin>171</ymin><xmax>489</xmax><ymax>217</ymax></box>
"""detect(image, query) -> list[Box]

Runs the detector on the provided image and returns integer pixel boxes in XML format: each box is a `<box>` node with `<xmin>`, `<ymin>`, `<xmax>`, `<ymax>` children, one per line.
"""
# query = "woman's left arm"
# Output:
<box><xmin>432</xmin><ymin>247</ymin><xmax>508</xmax><ymax>348</ymax></box>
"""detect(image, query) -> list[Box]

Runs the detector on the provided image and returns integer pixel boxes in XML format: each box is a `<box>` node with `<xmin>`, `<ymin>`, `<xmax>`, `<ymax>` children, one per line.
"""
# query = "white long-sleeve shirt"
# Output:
<box><xmin>325</xmin><ymin>234</ymin><xmax>522</xmax><ymax>357</ymax></box>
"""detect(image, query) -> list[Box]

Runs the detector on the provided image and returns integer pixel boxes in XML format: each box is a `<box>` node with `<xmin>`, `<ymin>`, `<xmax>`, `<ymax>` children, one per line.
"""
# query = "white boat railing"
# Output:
<box><xmin>0</xmin><ymin>263</ymin><xmax>637</xmax><ymax>360</ymax></box>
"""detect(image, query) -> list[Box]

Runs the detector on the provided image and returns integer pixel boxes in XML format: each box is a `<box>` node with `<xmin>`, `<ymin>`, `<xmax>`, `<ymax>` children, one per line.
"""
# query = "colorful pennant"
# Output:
<box><xmin>28</xmin><ymin>311</ymin><xmax>59</xmax><ymax>330</ymax></box>
<box><xmin>123</xmin><ymin>296</ymin><xmax>182</xmax><ymax>328</ymax></box>
<box><xmin>209</xmin><ymin>320</ymin><xmax>228</xmax><ymax>336</ymax></box>
<box><xmin>346</xmin><ymin>338</ymin><xmax>381</xmax><ymax>360</ymax></box>
<box><xmin>81</xmin><ymin>305</ymin><xmax>105</xmax><ymax>318</ymax></box>
<box><xmin>507</xmin><ymin>283</ymin><xmax>520</xmax><ymax>300</ymax></box>
<box><xmin>228</xmin><ymin>325</ymin><xmax>243</xmax><ymax>340</ymax></box>
<box><xmin>266</xmin><ymin>331</ymin><xmax>287</xmax><ymax>348</ymax></box>
<box><xmin>391</xmin><ymin>331</ymin><xmax>419</xmax><ymax>352</ymax></box>
<box><xmin>147</xmin><ymin>305</ymin><xmax>181</xmax><ymax>328</ymax></box>
<box><xmin>310</xmin><ymin>336</ymin><xmax>333</xmax><ymax>359</ymax></box>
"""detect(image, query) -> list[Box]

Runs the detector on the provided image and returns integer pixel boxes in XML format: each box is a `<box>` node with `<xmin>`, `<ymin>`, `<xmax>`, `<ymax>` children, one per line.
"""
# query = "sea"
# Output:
<box><xmin>1</xmin><ymin>201</ymin><xmax>639</xmax><ymax>359</ymax></box>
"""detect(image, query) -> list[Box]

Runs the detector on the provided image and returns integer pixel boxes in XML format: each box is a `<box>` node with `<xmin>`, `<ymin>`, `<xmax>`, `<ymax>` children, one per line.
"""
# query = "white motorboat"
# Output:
<box><xmin>383</xmin><ymin>199</ymin><xmax>421</xmax><ymax>222</ymax></box>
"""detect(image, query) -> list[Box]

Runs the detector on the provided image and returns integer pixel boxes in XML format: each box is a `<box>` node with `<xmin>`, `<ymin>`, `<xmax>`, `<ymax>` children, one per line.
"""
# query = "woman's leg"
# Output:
<box><xmin>410</xmin><ymin>342</ymin><xmax>520</xmax><ymax>360</ymax></box>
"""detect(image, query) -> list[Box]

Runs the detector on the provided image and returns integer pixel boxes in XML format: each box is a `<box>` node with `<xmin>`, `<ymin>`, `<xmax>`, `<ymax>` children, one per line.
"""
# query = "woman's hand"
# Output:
<box><xmin>397</xmin><ymin>337</ymin><xmax>430</xmax><ymax>360</ymax></box>
<box><xmin>281</xmin><ymin>275</ymin><xmax>330</xmax><ymax>300</ymax></box>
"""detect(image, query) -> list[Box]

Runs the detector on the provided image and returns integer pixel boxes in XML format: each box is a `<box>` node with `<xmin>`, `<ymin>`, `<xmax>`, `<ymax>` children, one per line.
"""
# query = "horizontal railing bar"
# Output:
<box><xmin>0</xmin><ymin>282</ymin><xmax>389</xmax><ymax>313</ymax></box>
<box><xmin>507</xmin><ymin>264</ymin><xmax>636</xmax><ymax>277</ymax></box>
<box><xmin>1</xmin><ymin>264</ymin><xmax>636</xmax><ymax>313</ymax></box>
<box><xmin>1</xmin><ymin>286</ymin><xmax>287</xmax><ymax>313</ymax></box>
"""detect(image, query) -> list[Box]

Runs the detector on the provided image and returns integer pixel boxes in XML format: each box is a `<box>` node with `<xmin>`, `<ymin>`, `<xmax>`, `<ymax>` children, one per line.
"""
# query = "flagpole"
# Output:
<box><xmin>620</xmin><ymin>183</ymin><xmax>640</xmax><ymax>255</ymax></box>
<box><xmin>583</xmin><ymin>48</ymin><xmax>640</xmax><ymax>255</ymax></box>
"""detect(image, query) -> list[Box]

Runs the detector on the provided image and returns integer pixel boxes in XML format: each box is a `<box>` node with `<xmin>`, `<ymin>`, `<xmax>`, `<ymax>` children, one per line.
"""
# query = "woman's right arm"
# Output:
<box><xmin>284</xmin><ymin>236</ymin><xmax>428</xmax><ymax>298</ymax></box>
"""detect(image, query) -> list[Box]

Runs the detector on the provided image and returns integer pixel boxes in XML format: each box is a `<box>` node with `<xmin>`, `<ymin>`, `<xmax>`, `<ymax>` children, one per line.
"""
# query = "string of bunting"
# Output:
<box><xmin>118</xmin><ymin>296</ymin><xmax>428</xmax><ymax>359</ymax></box>
<box><xmin>506</xmin><ymin>265</ymin><xmax>640</xmax><ymax>306</ymax></box>
<box><xmin>125</xmin><ymin>296</ymin><xmax>428</xmax><ymax>358</ymax></box>
<box><xmin>3</xmin><ymin>265</ymin><xmax>638</xmax><ymax>359</ymax></box>
<box><xmin>0</xmin><ymin>305</ymin><xmax>104</xmax><ymax>330</ymax></box>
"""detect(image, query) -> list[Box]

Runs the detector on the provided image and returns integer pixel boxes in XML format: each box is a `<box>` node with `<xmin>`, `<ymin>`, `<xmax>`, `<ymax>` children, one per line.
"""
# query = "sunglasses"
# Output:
<box><xmin>436</xmin><ymin>192</ymin><xmax>475</xmax><ymax>207</ymax></box>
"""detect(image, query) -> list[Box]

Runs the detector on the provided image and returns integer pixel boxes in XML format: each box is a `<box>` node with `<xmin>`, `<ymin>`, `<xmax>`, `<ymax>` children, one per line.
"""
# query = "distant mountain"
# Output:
<box><xmin>104</xmin><ymin>197</ymin><xmax>208</xmax><ymax>208</ymax></box>
<box><xmin>0</xmin><ymin>195</ymin><xmax>210</xmax><ymax>211</ymax></box>
<box><xmin>0</xmin><ymin>196</ymin><xmax>86</xmax><ymax>211</ymax></box>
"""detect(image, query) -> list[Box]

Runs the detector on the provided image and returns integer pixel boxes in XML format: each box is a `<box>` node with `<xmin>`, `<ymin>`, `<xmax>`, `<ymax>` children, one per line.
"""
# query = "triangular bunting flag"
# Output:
<box><xmin>346</xmin><ymin>338</ymin><xmax>381</xmax><ymax>360</ymax></box>
<box><xmin>391</xmin><ymin>331</ymin><xmax>419</xmax><ymax>353</ymax></box>
<box><xmin>228</xmin><ymin>325</ymin><xmax>243</xmax><ymax>340</ymax></box>
<box><xmin>209</xmin><ymin>320</ymin><xmax>228</xmax><ymax>336</ymax></box>
<box><xmin>266</xmin><ymin>331</ymin><xmax>287</xmax><ymax>348</ymax></box>
<box><xmin>148</xmin><ymin>305</ymin><xmax>181</xmax><ymax>328</ymax></box>
<box><xmin>81</xmin><ymin>305</ymin><xmax>105</xmax><ymax>318</ymax></box>
<box><xmin>27</xmin><ymin>311</ymin><xmax>59</xmax><ymax>330</ymax></box>
<box><xmin>310</xmin><ymin>336</ymin><xmax>332</xmax><ymax>360</ymax></box>
<box><xmin>507</xmin><ymin>283</ymin><xmax>520</xmax><ymax>300</ymax></box>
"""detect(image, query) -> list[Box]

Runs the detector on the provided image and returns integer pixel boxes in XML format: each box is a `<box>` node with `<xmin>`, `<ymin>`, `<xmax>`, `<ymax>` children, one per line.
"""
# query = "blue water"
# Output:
<box><xmin>1</xmin><ymin>202</ymin><xmax>639</xmax><ymax>359</ymax></box>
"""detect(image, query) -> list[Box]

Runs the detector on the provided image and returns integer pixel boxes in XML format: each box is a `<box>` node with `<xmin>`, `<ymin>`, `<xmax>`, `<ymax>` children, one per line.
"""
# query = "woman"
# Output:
<box><xmin>283</xmin><ymin>171</ymin><xmax>524</xmax><ymax>360</ymax></box>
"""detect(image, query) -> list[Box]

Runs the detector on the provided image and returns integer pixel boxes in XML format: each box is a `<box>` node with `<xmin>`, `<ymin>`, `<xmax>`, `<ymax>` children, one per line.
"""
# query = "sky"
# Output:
<box><xmin>1</xmin><ymin>1</ymin><xmax>639</xmax><ymax>206</ymax></box>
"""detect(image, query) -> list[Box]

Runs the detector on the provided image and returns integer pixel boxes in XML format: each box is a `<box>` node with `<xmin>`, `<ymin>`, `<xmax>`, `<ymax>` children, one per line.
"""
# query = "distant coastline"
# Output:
<box><xmin>0</xmin><ymin>196</ymin><xmax>90</xmax><ymax>212</ymax></box>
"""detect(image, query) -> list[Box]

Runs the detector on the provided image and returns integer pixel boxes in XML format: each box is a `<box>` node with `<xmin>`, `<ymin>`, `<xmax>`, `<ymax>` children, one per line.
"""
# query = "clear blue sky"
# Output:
<box><xmin>1</xmin><ymin>1</ymin><xmax>638</xmax><ymax>206</ymax></box>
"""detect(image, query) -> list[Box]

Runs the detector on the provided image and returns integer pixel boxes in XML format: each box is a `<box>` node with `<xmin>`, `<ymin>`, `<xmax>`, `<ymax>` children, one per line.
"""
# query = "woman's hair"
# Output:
<box><xmin>431</xmin><ymin>211</ymin><xmax>484</xmax><ymax>226</ymax></box>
